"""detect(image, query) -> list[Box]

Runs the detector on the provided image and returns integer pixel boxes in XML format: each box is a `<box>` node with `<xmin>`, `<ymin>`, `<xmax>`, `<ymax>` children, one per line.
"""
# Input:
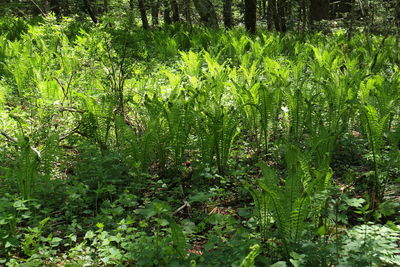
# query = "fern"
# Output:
<box><xmin>257</xmin><ymin>84</ymin><xmax>279</xmax><ymax>155</ymax></box>
<box><xmin>240</xmin><ymin>244</ymin><xmax>261</xmax><ymax>267</ymax></box>
<box><xmin>206</xmin><ymin>107</ymin><xmax>239</xmax><ymax>174</ymax></box>
<box><xmin>164</xmin><ymin>93</ymin><xmax>193</xmax><ymax>170</ymax></box>
<box><xmin>284</xmin><ymin>88</ymin><xmax>304</xmax><ymax>142</ymax></box>
<box><xmin>179</xmin><ymin>50</ymin><xmax>202</xmax><ymax>77</ymax></box>
<box><xmin>0</xmin><ymin>83</ymin><xmax>6</xmax><ymax>109</ymax></box>
<box><xmin>362</xmin><ymin>104</ymin><xmax>390</xmax><ymax>207</ymax></box>
<box><xmin>244</xmin><ymin>182</ymin><xmax>270</xmax><ymax>242</ymax></box>
<box><xmin>165</xmin><ymin>215</ymin><xmax>187</xmax><ymax>258</ymax></box>
<box><xmin>14</xmin><ymin>136</ymin><xmax>40</xmax><ymax>199</ymax></box>
<box><xmin>246</xmin><ymin>148</ymin><xmax>332</xmax><ymax>257</ymax></box>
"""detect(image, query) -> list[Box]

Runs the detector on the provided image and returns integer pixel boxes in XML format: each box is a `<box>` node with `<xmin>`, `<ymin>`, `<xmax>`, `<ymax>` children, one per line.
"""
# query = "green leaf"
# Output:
<box><xmin>345</xmin><ymin>198</ymin><xmax>365</xmax><ymax>208</ymax></box>
<box><xmin>84</xmin><ymin>230</ymin><xmax>95</xmax><ymax>240</ymax></box>
<box><xmin>317</xmin><ymin>225</ymin><xmax>326</xmax><ymax>236</ymax></box>
<box><xmin>270</xmin><ymin>261</ymin><xmax>287</xmax><ymax>267</ymax></box>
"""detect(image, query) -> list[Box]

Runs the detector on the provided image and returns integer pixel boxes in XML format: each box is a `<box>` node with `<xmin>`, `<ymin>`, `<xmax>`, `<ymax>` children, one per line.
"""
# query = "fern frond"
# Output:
<box><xmin>240</xmin><ymin>244</ymin><xmax>261</xmax><ymax>267</ymax></box>
<box><xmin>244</xmin><ymin>182</ymin><xmax>270</xmax><ymax>241</ymax></box>
<box><xmin>289</xmin><ymin>196</ymin><xmax>310</xmax><ymax>244</ymax></box>
<box><xmin>165</xmin><ymin>215</ymin><xmax>187</xmax><ymax>258</ymax></box>
<box><xmin>363</xmin><ymin>104</ymin><xmax>389</xmax><ymax>152</ymax></box>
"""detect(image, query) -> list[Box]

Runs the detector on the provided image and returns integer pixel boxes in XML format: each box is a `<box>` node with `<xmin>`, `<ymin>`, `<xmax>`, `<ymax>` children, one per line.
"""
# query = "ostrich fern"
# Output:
<box><xmin>246</xmin><ymin>147</ymin><xmax>332</xmax><ymax>257</ymax></box>
<box><xmin>361</xmin><ymin>104</ymin><xmax>390</xmax><ymax>208</ymax></box>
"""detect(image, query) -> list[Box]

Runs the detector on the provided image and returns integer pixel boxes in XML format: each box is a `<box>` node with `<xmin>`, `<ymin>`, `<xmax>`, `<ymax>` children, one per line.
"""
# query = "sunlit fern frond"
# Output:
<box><xmin>363</xmin><ymin>104</ymin><xmax>389</xmax><ymax>153</ymax></box>
<box><xmin>240</xmin><ymin>244</ymin><xmax>261</xmax><ymax>267</ymax></box>
<box><xmin>289</xmin><ymin>196</ymin><xmax>310</xmax><ymax>244</ymax></box>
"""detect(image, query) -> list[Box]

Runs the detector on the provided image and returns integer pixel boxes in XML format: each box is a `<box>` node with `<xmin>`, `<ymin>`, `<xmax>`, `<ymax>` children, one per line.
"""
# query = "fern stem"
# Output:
<box><xmin>365</xmin><ymin>112</ymin><xmax>380</xmax><ymax>210</ymax></box>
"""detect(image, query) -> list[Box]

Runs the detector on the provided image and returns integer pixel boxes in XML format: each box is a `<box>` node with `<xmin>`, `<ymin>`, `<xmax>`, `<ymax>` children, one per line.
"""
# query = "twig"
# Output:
<box><xmin>173</xmin><ymin>200</ymin><xmax>191</xmax><ymax>216</ymax></box>
<box><xmin>29</xmin><ymin>0</ymin><xmax>46</xmax><ymax>16</ymax></box>
<box><xmin>1</xmin><ymin>131</ymin><xmax>41</xmax><ymax>158</ymax></box>
<box><xmin>1</xmin><ymin>131</ymin><xmax>17</xmax><ymax>143</ymax></box>
<box><xmin>59</xmin><ymin>123</ymin><xmax>82</xmax><ymax>141</ymax></box>
<box><xmin>58</xmin><ymin>107</ymin><xmax>84</xmax><ymax>113</ymax></box>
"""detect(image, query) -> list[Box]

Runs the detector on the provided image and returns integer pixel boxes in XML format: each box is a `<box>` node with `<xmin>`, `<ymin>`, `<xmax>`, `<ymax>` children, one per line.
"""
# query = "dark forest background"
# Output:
<box><xmin>1</xmin><ymin>0</ymin><xmax>399</xmax><ymax>33</ymax></box>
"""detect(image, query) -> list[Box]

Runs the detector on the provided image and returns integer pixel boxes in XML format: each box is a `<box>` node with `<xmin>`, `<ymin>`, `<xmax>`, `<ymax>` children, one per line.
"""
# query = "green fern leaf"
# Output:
<box><xmin>165</xmin><ymin>215</ymin><xmax>187</xmax><ymax>258</ymax></box>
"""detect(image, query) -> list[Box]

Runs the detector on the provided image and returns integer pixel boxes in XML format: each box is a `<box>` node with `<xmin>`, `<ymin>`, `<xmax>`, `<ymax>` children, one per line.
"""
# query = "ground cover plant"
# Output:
<box><xmin>0</xmin><ymin>8</ymin><xmax>400</xmax><ymax>267</ymax></box>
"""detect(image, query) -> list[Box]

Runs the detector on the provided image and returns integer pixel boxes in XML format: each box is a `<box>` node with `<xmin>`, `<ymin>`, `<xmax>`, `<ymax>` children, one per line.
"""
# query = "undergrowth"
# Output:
<box><xmin>0</xmin><ymin>15</ymin><xmax>399</xmax><ymax>266</ymax></box>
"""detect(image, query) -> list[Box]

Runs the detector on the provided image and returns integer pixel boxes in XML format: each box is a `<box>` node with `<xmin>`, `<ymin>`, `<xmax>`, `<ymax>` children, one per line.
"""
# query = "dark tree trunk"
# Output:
<box><xmin>276</xmin><ymin>0</ymin><xmax>287</xmax><ymax>32</ymax></box>
<box><xmin>170</xmin><ymin>0</ymin><xmax>180</xmax><ymax>22</ymax></box>
<box><xmin>396</xmin><ymin>0</ymin><xmax>400</xmax><ymax>27</ymax></box>
<box><xmin>270</xmin><ymin>0</ymin><xmax>281</xmax><ymax>31</ymax></box>
<box><xmin>183</xmin><ymin>0</ymin><xmax>192</xmax><ymax>26</ymax></box>
<box><xmin>244</xmin><ymin>0</ymin><xmax>257</xmax><ymax>33</ymax></box>
<box><xmin>332</xmin><ymin>0</ymin><xmax>352</xmax><ymax>18</ymax></box>
<box><xmin>164</xmin><ymin>0</ymin><xmax>172</xmax><ymax>24</ymax></box>
<box><xmin>193</xmin><ymin>0</ymin><xmax>219</xmax><ymax>28</ymax></box>
<box><xmin>298</xmin><ymin>0</ymin><xmax>308</xmax><ymax>32</ymax></box>
<box><xmin>138</xmin><ymin>0</ymin><xmax>150</xmax><ymax>29</ymax></box>
<box><xmin>268</xmin><ymin>0</ymin><xmax>287</xmax><ymax>32</ymax></box>
<box><xmin>266</xmin><ymin>0</ymin><xmax>274</xmax><ymax>30</ymax></box>
<box><xmin>151</xmin><ymin>0</ymin><xmax>160</xmax><ymax>26</ymax></box>
<box><xmin>83</xmin><ymin>0</ymin><xmax>98</xmax><ymax>24</ymax></box>
<box><xmin>223</xmin><ymin>0</ymin><xmax>233</xmax><ymax>28</ymax></box>
<box><xmin>262</xmin><ymin>0</ymin><xmax>267</xmax><ymax>18</ymax></box>
<box><xmin>310</xmin><ymin>0</ymin><xmax>330</xmax><ymax>21</ymax></box>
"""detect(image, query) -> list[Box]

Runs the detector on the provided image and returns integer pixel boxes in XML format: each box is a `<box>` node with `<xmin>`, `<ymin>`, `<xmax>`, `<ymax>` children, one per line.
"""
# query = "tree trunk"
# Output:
<box><xmin>266</xmin><ymin>0</ymin><xmax>275</xmax><ymax>30</ymax></box>
<box><xmin>244</xmin><ymin>0</ymin><xmax>257</xmax><ymax>33</ymax></box>
<box><xmin>83</xmin><ymin>0</ymin><xmax>98</xmax><ymax>24</ymax></box>
<box><xmin>396</xmin><ymin>0</ymin><xmax>400</xmax><ymax>27</ymax></box>
<box><xmin>223</xmin><ymin>0</ymin><xmax>233</xmax><ymax>28</ymax></box>
<box><xmin>170</xmin><ymin>0</ymin><xmax>180</xmax><ymax>22</ymax></box>
<box><xmin>164</xmin><ymin>0</ymin><xmax>172</xmax><ymax>24</ymax></box>
<box><xmin>276</xmin><ymin>0</ymin><xmax>287</xmax><ymax>32</ymax></box>
<box><xmin>298</xmin><ymin>0</ymin><xmax>307</xmax><ymax>32</ymax></box>
<box><xmin>262</xmin><ymin>0</ymin><xmax>267</xmax><ymax>18</ymax></box>
<box><xmin>193</xmin><ymin>0</ymin><xmax>219</xmax><ymax>28</ymax></box>
<box><xmin>138</xmin><ymin>0</ymin><xmax>150</xmax><ymax>29</ymax></box>
<box><xmin>269</xmin><ymin>0</ymin><xmax>281</xmax><ymax>31</ymax></box>
<box><xmin>267</xmin><ymin>0</ymin><xmax>287</xmax><ymax>32</ymax></box>
<box><xmin>151</xmin><ymin>0</ymin><xmax>160</xmax><ymax>26</ymax></box>
<box><xmin>183</xmin><ymin>0</ymin><xmax>192</xmax><ymax>26</ymax></box>
<box><xmin>332</xmin><ymin>0</ymin><xmax>351</xmax><ymax>18</ymax></box>
<box><xmin>310</xmin><ymin>0</ymin><xmax>330</xmax><ymax>21</ymax></box>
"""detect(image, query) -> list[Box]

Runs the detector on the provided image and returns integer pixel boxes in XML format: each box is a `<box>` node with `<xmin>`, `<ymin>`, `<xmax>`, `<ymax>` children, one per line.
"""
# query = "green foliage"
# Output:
<box><xmin>0</xmin><ymin>16</ymin><xmax>399</xmax><ymax>266</ymax></box>
<box><xmin>240</xmin><ymin>244</ymin><xmax>260</xmax><ymax>267</ymax></box>
<box><xmin>339</xmin><ymin>223</ymin><xmax>400</xmax><ymax>266</ymax></box>
<box><xmin>246</xmin><ymin>147</ymin><xmax>332</xmax><ymax>257</ymax></box>
<box><xmin>165</xmin><ymin>215</ymin><xmax>187</xmax><ymax>258</ymax></box>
